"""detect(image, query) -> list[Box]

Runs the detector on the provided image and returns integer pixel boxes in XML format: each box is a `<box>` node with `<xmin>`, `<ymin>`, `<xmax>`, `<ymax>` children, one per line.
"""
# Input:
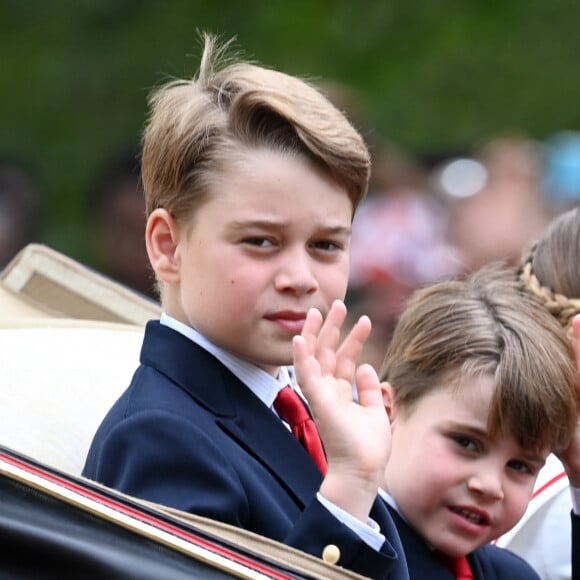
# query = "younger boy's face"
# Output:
<box><xmin>382</xmin><ymin>375</ymin><xmax>548</xmax><ymax>557</ymax></box>
<box><xmin>169</xmin><ymin>149</ymin><xmax>353</xmax><ymax>374</ymax></box>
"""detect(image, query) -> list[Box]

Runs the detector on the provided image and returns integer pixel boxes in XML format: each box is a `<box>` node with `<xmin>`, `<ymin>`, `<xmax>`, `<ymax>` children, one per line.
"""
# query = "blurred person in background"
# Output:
<box><xmin>442</xmin><ymin>134</ymin><xmax>552</xmax><ymax>275</ymax></box>
<box><xmin>0</xmin><ymin>157</ymin><xmax>43</xmax><ymax>270</ymax></box>
<box><xmin>543</xmin><ymin>130</ymin><xmax>580</xmax><ymax>214</ymax></box>
<box><xmin>88</xmin><ymin>148</ymin><xmax>156</xmax><ymax>300</ymax></box>
<box><xmin>322</xmin><ymin>80</ymin><xmax>460</xmax><ymax>366</ymax></box>
<box><xmin>347</xmin><ymin>185</ymin><xmax>460</xmax><ymax>368</ymax></box>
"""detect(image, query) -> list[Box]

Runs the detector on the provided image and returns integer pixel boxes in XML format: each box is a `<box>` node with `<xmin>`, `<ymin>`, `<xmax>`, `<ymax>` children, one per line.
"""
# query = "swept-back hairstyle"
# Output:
<box><xmin>141</xmin><ymin>33</ymin><xmax>370</xmax><ymax>221</ymax></box>
<box><xmin>519</xmin><ymin>205</ymin><xmax>580</xmax><ymax>338</ymax></box>
<box><xmin>380</xmin><ymin>265</ymin><xmax>578</xmax><ymax>453</ymax></box>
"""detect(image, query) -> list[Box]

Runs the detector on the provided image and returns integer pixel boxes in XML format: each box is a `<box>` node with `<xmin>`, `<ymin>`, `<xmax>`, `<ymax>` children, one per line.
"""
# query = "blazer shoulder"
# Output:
<box><xmin>475</xmin><ymin>543</ymin><xmax>540</xmax><ymax>579</ymax></box>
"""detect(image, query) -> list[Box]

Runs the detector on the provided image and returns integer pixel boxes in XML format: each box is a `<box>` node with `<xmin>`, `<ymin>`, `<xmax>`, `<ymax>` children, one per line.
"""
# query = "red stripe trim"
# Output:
<box><xmin>531</xmin><ymin>471</ymin><xmax>567</xmax><ymax>499</ymax></box>
<box><xmin>491</xmin><ymin>470</ymin><xmax>568</xmax><ymax>545</ymax></box>
<box><xmin>0</xmin><ymin>451</ymin><xmax>295</xmax><ymax>580</ymax></box>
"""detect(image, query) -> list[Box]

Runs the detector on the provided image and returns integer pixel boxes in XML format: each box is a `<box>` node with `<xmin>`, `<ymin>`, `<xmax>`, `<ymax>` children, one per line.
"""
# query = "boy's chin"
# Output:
<box><xmin>265</xmin><ymin>353</ymin><xmax>294</xmax><ymax>368</ymax></box>
<box><xmin>249</xmin><ymin>349</ymin><xmax>294</xmax><ymax>373</ymax></box>
<box><xmin>430</xmin><ymin>536</ymin><xmax>485</xmax><ymax>559</ymax></box>
<box><xmin>254</xmin><ymin>355</ymin><xmax>294</xmax><ymax>369</ymax></box>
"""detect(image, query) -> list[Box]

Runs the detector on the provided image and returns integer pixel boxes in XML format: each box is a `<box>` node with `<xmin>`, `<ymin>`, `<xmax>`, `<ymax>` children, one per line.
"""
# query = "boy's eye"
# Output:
<box><xmin>311</xmin><ymin>240</ymin><xmax>341</xmax><ymax>251</ymax></box>
<box><xmin>507</xmin><ymin>459</ymin><xmax>533</xmax><ymax>475</ymax></box>
<box><xmin>244</xmin><ymin>237</ymin><xmax>274</xmax><ymax>248</ymax></box>
<box><xmin>452</xmin><ymin>435</ymin><xmax>479</xmax><ymax>452</ymax></box>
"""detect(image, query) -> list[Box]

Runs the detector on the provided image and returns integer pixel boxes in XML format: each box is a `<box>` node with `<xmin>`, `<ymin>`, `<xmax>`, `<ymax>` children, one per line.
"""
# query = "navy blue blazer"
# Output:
<box><xmin>83</xmin><ymin>321</ymin><xmax>408</xmax><ymax>579</ymax></box>
<box><xmin>386</xmin><ymin>504</ymin><xmax>541</xmax><ymax>579</ymax></box>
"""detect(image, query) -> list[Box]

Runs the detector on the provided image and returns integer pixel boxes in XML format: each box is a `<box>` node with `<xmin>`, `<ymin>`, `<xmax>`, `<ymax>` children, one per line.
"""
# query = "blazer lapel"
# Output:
<box><xmin>387</xmin><ymin>506</ymin><xmax>457</xmax><ymax>579</ymax></box>
<box><xmin>140</xmin><ymin>321</ymin><xmax>324</xmax><ymax>507</ymax></box>
<box><xmin>218</xmin><ymin>394</ymin><xmax>324</xmax><ymax>507</ymax></box>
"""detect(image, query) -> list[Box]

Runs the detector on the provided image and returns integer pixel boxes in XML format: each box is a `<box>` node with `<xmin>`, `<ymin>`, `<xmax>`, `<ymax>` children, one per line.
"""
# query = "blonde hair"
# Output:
<box><xmin>141</xmin><ymin>34</ymin><xmax>370</xmax><ymax>222</ymax></box>
<box><xmin>380</xmin><ymin>265</ymin><xmax>578</xmax><ymax>453</ymax></box>
<box><xmin>519</xmin><ymin>206</ymin><xmax>580</xmax><ymax>338</ymax></box>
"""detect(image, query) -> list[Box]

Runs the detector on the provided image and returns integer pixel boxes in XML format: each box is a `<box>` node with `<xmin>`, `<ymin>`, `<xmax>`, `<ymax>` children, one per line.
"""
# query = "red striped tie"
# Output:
<box><xmin>274</xmin><ymin>386</ymin><xmax>327</xmax><ymax>474</ymax></box>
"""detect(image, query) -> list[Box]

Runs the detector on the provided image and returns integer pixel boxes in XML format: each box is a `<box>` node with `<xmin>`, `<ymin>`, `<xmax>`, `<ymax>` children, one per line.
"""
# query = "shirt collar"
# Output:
<box><xmin>159</xmin><ymin>312</ymin><xmax>292</xmax><ymax>408</ymax></box>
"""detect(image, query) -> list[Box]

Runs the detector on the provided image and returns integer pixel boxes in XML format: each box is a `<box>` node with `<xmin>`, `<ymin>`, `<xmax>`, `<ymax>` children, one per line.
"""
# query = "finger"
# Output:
<box><xmin>299</xmin><ymin>307</ymin><xmax>323</xmax><ymax>353</ymax></box>
<box><xmin>334</xmin><ymin>315</ymin><xmax>372</xmax><ymax>382</ymax></box>
<box><xmin>292</xmin><ymin>334</ymin><xmax>309</xmax><ymax>371</ymax></box>
<box><xmin>354</xmin><ymin>363</ymin><xmax>384</xmax><ymax>409</ymax></box>
<box><xmin>301</xmin><ymin>307</ymin><xmax>323</xmax><ymax>339</ymax></box>
<box><xmin>315</xmin><ymin>300</ymin><xmax>347</xmax><ymax>372</ymax></box>
<box><xmin>317</xmin><ymin>300</ymin><xmax>347</xmax><ymax>347</ymax></box>
<box><xmin>293</xmin><ymin>334</ymin><xmax>321</xmax><ymax>397</ymax></box>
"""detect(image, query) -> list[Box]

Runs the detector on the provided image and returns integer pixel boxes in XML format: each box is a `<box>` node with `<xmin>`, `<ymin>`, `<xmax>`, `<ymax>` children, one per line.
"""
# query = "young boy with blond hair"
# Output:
<box><xmin>83</xmin><ymin>34</ymin><xmax>407</xmax><ymax>579</ymax></box>
<box><xmin>374</xmin><ymin>265</ymin><xmax>579</xmax><ymax>579</ymax></box>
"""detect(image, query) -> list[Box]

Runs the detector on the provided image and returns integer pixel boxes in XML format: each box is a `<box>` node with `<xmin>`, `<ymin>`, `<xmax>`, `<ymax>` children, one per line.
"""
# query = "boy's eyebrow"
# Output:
<box><xmin>451</xmin><ymin>423</ymin><xmax>489</xmax><ymax>440</ymax></box>
<box><xmin>452</xmin><ymin>422</ymin><xmax>548</xmax><ymax>465</ymax></box>
<box><xmin>227</xmin><ymin>219</ymin><xmax>352</xmax><ymax>236</ymax></box>
<box><xmin>519</xmin><ymin>450</ymin><xmax>548</xmax><ymax>466</ymax></box>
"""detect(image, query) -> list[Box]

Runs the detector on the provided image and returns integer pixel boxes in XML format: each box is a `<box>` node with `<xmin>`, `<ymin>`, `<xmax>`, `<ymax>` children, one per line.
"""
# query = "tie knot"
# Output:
<box><xmin>274</xmin><ymin>386</ymin><xmax>310</xmax><ymax>428</ymax></box>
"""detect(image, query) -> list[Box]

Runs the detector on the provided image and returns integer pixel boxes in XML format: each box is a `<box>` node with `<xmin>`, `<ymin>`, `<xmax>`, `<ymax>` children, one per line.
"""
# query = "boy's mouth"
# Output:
<box><xmin>265</xmin><ymin>311</ymin><xmax>307</xmax><ymax>333</ymax></box>
<box><xmin>449</xmin><ymin>506</ymin><xmax>489</xmax><ymax>526</ymax></box>
<box><xmin>266</xmin><ymin>310</ymin><xmax>307</xmax><ymax>320</ymax></box>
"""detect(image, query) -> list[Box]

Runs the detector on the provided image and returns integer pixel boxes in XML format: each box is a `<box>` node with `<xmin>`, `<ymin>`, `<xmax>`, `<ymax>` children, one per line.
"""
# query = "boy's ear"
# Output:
<box><xmin>380</xmin><ymin>382</ymin><xmax>398</xmax><ymax>423</ymax></box>
<box><xmin>146</xmin><ymin>208</ymin><xmax>181</xmax><ymax>284</ymax></box>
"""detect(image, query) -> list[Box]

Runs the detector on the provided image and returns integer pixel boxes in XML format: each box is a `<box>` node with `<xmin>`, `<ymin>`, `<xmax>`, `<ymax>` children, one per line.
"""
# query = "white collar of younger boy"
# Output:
<box><xmin>159</xmin><ymin>312</ymin><xmax>292</xmax><ymax>409</ymax></box>
<box><xmin>379</xmin><ymin>487</ymin><xmax>439</xmax><ymax>552</ymax></box>
<box><xmin>378</xmin><ymin>487</ymin><xmax>398</xmax><ymax>512</ymax></box>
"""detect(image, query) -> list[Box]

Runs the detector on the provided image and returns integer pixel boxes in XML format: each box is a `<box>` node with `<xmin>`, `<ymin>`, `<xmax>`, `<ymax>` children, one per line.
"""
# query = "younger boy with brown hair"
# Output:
<box><xmin>83</xmin><ymin>33</ymin><xmax>407</xmax><ymax>579</ymax></box>
<box><xmin>376</xmin><ymin>265</ymin><xmax>579</xmax><ymax>579</ymax></box>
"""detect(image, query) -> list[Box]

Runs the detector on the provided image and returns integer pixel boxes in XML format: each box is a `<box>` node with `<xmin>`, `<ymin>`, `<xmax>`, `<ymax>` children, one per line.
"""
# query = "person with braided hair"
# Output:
<box><xmin>494</xmin><ymin>206</ymin><xmax>580</xmax><ymax>579</ymax></box>
<box><xmin>519</xmin><ymin>210</ymin><xmax>580</xmax><ymax>339</ymax></box>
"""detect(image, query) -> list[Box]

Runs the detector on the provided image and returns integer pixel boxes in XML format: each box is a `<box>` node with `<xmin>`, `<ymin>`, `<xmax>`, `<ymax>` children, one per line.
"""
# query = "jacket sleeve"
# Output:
<box><xmin>84</xmin><ymin>409</ymin><xmax>409</xmax><ymax>579</ymax></box>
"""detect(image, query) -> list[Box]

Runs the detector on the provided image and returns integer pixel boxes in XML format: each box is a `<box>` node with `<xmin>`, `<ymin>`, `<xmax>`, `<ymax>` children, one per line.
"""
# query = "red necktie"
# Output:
<box><xmin>274</xmin><ymin>386</ymin><xmax>327</xmax><ymax>474</ymax></box>
<box><xmin>445</xmin><ymin>555</ymin><xmax>474</xmax><ymax>580</ymax></box>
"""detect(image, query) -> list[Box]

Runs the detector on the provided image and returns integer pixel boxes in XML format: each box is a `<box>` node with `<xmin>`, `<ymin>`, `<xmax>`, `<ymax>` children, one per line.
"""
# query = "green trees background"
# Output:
<box><xmin>2</xmin><ymin>0</ymin><xmax>580</xmax><ymax>263</ymax></box>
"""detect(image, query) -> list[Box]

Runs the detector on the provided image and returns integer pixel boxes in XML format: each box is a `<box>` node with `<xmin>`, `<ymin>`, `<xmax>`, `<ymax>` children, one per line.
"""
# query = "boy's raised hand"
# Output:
<box><xmin>293</xmin><ymin>300</ymin><xmax>391</xmax><ymax>521</ymax></box>
<box><xmin>559</xmin><ymin>314</ymin><xmax>580</xmax><ymax>487</ymax></box>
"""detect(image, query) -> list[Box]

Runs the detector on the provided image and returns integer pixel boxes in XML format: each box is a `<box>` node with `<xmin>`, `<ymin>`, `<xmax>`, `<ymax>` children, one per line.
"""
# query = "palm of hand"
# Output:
<box><xmin>293</xmin><ymin>301</ymin><xmax>391</xmax><ymax>481</ymax></box>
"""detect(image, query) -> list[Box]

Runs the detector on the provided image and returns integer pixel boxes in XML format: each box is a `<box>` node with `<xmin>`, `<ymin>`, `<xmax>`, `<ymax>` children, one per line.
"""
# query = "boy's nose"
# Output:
<box><xmin>274</xmin><ymin>252</ymin><xmax>319</xmax><ymax>295</ymax></box>
<box><xmin>467</xmin><ymin>468</ymin><xmax>504</xmax><ymax>501</ymax></box>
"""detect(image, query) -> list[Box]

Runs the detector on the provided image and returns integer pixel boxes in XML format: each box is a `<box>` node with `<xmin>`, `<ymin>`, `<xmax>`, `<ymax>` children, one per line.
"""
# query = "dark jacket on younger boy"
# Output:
<box><xmin>386</xmin><ymin>504</ymin><xmax>540</xmax><ymax>579</ymax></box>
<box><xmin>83</xmin><ymin>320</ymin><xmax>408</xmax><ymax>580</ymax></box>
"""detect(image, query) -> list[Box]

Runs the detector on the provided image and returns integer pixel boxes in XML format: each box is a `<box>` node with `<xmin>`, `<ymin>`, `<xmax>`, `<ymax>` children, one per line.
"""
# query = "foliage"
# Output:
<box><xmin>1</xmin><ymin>0</ymin><xmax>580</xmax><ymax>260</ymax></box>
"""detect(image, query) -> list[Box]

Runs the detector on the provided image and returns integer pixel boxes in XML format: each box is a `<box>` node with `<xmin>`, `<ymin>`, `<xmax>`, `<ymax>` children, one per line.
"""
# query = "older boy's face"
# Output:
<box><xmin>382</xmin><ymin>375</ymin><xmax>548</xmax><ymax>557</ymax></box>
<box><xmin>172</xmin><ymin>149</ymin><xmax>352</xmax><ymax>374</ymax></box>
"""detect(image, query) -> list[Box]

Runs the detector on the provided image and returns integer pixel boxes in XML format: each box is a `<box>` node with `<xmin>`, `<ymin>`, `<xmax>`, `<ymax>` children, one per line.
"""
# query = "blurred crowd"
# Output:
<box><xmin>2</xmin><ymin>93</ymin><xmax>580</xmax><ymax>365</ymax></box>
<box><xmin>0</xmin><ymin>147</ymin><xmax>156</xmax><ymax>300</ymax></box>
<box><xmin>348</xmin><ymin>129</ymin><xmax>580</xmax><ymax>367</ymax></box>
